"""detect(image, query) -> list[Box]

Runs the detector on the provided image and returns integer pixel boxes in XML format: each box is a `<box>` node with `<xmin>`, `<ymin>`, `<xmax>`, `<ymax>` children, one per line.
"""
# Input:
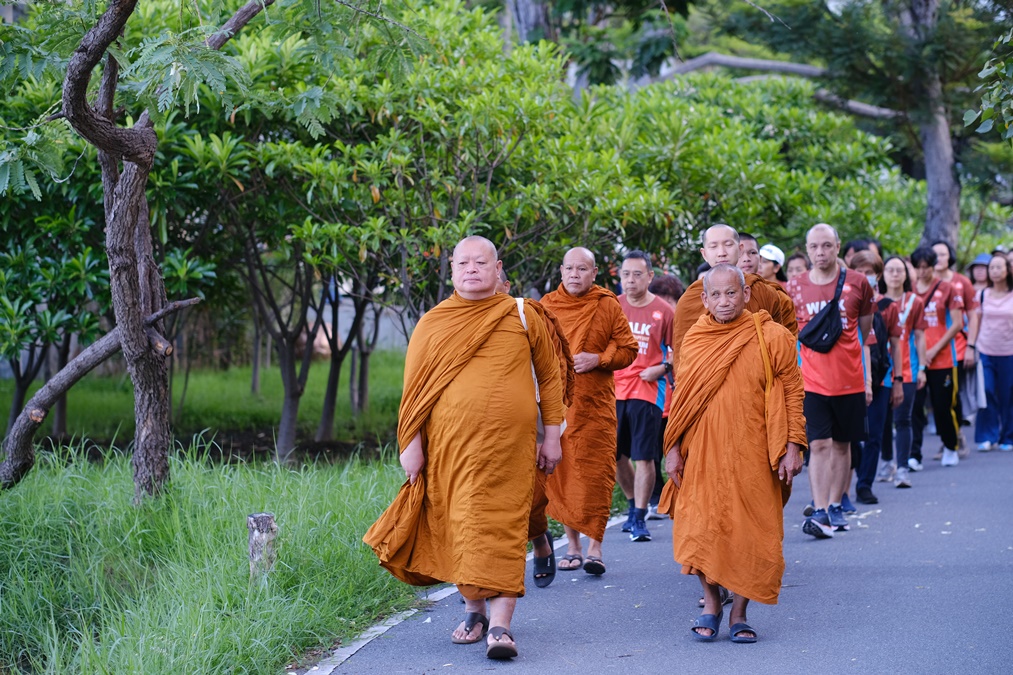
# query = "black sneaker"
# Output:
<box><xmin>802</xmin><ymin>509</ymin><xmax>834</xmax><ymax>539</ymax></box>
<box><xmin>856</xmin><ymin>487</ymin><xmax>878</xmax><ymax>504</ymax></box>
<box><xmin>801</xmin><ymin>500</ymin><xmax>815</xmax><ymax>517</ymax></box>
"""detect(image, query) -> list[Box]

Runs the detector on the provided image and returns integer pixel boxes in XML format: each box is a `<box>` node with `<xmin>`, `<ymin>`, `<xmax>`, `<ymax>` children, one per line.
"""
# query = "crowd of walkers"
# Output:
<box><xmin>364</xmin><ymin>229</ymin><xmax>1013</xmax><ymax>657</ymax></box>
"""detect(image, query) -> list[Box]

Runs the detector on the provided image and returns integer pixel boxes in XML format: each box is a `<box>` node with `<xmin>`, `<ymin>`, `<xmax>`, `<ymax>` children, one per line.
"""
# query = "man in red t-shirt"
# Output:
<box><xmin>615</xmin><ymin>251</ymin><xmax>675</xmax><ymax>543</ymax></box>
<box><xmin>931</xmin><ymin>240</ymin><xmax>979</xmax><ymax>439</ymax></box>
<box><xmin>911</xmin><ymin>246</ymin><xmax>964</xmax><ymax>468</ymax></box>
<box><xmin>786</xmin><ymin>224</ymin><xmax>874</xmax><ymax>539</ymax></box>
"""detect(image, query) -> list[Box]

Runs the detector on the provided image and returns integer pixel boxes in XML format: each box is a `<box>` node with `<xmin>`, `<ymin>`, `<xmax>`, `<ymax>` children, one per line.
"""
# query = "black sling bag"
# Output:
<box><xmin>798</xmin><ymin>266</ymin><xmax>847</xmax><ymax>353</ymax></box>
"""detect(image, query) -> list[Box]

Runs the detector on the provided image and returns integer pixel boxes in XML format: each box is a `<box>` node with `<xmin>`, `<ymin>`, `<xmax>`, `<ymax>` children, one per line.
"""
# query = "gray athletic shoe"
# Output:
<box><xmin>895</xmin><ymin>467</ymin><xmax>912</xmax><ymax>488</ymax></box>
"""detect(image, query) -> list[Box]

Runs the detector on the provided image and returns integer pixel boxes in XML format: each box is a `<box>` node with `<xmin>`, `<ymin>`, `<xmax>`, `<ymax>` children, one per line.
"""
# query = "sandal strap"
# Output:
<box><xmin>488</xmin><ymin>626</ymin><xmax>513</xmax><ymax>641</ymax></box>
<box><xmin>464</xmin><ymin>612</ymin><xmax>488</xmax><ymax>632</ymax></box>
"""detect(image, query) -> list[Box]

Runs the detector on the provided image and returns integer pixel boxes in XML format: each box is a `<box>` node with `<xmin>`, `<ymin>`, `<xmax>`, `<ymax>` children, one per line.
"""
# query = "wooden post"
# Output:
<box><xmin>248</xmin><ymin>512</ymin><xmax>277</xmax><ymax>579</ymax></box>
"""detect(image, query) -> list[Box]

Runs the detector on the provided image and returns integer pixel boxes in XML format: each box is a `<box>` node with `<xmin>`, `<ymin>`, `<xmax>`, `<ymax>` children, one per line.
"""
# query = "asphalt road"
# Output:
<box><xmin>314</xmin><ymin>437</ymin><xmax>1013</xmax><ymax>674</ymax></box>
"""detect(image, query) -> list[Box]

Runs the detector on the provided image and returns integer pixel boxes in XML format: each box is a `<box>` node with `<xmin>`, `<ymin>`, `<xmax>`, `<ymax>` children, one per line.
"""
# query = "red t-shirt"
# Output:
<box><xmin>915</xmin><ymin>279</ymin><xmax>961</xmax><ymax>369</ymax></box>
<box><xmin>943</xmin><ymin>271</ymin><xmax>976</xmax><ymax>361</ymax></box>
<box><xmin>615</xmin><ymin>295</ymin><xmax>675</xmax><ymax>409</ymax></box>
<box><xmin>786</xmin><ymin>267</ymin><xmax>874</xmax><ymax>396</ymax></box>
<box><xmin>891</xmin><ymin>292</ymin><xmax>928</xmax><ymax>383</ymax></box>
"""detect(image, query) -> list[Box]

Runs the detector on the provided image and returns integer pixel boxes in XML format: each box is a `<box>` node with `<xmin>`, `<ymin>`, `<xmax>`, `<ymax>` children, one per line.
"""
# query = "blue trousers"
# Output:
<box><xmin>892</xmin><ymin>382</ymin><xmax>917</xmax><ymax>468</ymax></box>
<box><xmin>858</xmin><ymin>385</ymin><xmax>891</xmax><ymax>491</ymax></box>
<box><xmin>975</xmin><ymin>353</ymin><xmax>1013</xmax><ymax>446</ymax></box>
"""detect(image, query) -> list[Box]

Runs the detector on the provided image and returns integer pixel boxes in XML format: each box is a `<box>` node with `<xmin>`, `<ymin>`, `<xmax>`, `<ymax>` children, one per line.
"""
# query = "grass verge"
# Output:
<box><xmin>0</xmin><ymin>440</ymin><xmax>416</xmax><ymax>674</ymax></box>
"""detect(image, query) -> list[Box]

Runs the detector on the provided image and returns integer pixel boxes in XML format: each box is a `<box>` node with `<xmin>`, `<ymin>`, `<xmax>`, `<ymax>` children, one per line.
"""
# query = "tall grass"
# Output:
<box><xmin>0</xmin><ymin>350</ymin><xmax>406</xmax><ymax>444</ymax></box>
<box><xmin>0</xmin><ymin>441</ymin><xmax>417</xmax><ymax>673</ymax></box>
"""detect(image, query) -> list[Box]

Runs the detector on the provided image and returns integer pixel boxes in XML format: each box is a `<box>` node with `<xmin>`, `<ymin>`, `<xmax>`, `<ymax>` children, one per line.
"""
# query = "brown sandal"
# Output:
<box><xmin>486</xmin><ymin>626</ymin><xmax>517</xmax><ymax>659</ymax></box>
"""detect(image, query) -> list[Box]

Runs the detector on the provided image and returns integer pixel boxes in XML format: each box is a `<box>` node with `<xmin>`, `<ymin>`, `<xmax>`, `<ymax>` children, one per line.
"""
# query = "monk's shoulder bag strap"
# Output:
<box><xmin>797</xmin><ymin>265</ymin><xmax>847</xmax><ymax>354</ymax></box>
<box><xmin>516</xmin><ymin>297</ymin><xmax>567</xmax><ymax>443</ymax></box>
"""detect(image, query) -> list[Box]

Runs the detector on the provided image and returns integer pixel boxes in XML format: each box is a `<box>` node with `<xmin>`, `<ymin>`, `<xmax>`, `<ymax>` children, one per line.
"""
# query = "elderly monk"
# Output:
<box><xmin>539</xmin><ymin>248</ymin><xmax>638</xmax><ymax>574</ymax></box>
<box><xmin>671</xmin><ymin>224</ymin><xmax>797</xmax><ymax>377</ymax></box>
<box><xmin>495</xmin><ymin>269</ymin><xmax>576</xmax><ymax>588</ymax></box>
<box><xmin>663</xmin><ymin>264</ymin><xmax>806</xmax><ymax>643</ymax></box>
<box><xmin>364</xmin><ymin>236</ymin><xmax>564</xmax><ymax>660</ymax></box>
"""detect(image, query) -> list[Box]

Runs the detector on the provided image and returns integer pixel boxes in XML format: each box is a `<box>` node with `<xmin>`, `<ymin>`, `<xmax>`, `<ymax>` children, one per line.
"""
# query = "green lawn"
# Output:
<box><xmin>0</xmin><ymin>446</ymin><xmax>418</xmax><ymax>674</ymax></box>
<box><xmin>0</xmin><ymin>351</ymin><xmax>406</xmax><ymax>448</ymax></box>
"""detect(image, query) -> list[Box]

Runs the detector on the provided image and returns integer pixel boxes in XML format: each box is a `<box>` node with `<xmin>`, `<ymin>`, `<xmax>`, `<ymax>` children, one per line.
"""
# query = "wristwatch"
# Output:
<box><xmin>662</xmin><ymin>361</ymin><xmax>673</xmax><ymax>374</ymax></box>
<box><xmin>893</xmin><ymin>375</ymin><xmax>903</xmax><ymax>382</ymax></box>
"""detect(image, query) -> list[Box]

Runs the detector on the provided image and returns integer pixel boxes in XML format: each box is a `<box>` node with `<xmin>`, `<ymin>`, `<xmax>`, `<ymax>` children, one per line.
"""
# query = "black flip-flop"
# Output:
<box><xmin>557</xmin><ymin>553</ymin><xmax>583</xmax><ymax>571</ymax></box>
<box><xmin>730</xmin><ymin>622</ymin><xmax>758</xmax><ymax>643</ymax></box>
<box><xmin>450</xmin><ymin>612</ymin><xmax>488</xmax><ymax>644</ymax></box>
<box><xmin>691</xmin><ymin>608</ymin><xmax>723</xmax><ymax>642</ymax></box>
<box><xmin>486</xmin><ymin>626</ymin><xmax>518</xmax><ymax>659</ymax></box>
<box><xmin>582</xmin><ymin>555</ymin><xmax>606</xmax><ymax>575</ymax></box>
<box><xmin>533</xmin><ymin>531</ymin><xmax>556</xmax><ymax>588</ymax></box>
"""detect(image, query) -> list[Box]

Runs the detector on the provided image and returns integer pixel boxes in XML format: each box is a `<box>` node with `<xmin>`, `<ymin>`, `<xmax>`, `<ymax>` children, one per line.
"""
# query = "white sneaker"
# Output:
<box><xmin>941</xmin><ymin>448</ymin><xmax>959</xmax><ymax>467</ymax></box>
<box><xmin>977</xmin><ymin>442</ymin><xmax>993</xmax><ymax>452</ymax></box>
<box><xmin>895</xmin><ymin>467</ymin><xmax>912</xmax><ymax>488</ymax></box>
<box><xmin>999</xmin><ymin>444</ymin><xmax>1013</xmax><ymax>452</ymax></box>
<box><xmin>646</xmin><ymin>504</ymin><xmax>666</xmax><ymax>521</ymax></box>
<box><xmin>876</xmin><ymin>461</ymin><xmax>897</xmax><ymax>483</ymax></box>
<box><xmin>908</xmin><ymin>457</ymin><xmax>923</xmax><ymax>472</ymax></box>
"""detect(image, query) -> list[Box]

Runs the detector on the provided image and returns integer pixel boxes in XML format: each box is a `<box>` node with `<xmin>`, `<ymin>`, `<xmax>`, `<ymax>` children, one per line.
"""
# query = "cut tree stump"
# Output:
<box><xmin>248</xmin><ymin>512</ymin><xmax>278</xmax><ymax>579</ymax></box>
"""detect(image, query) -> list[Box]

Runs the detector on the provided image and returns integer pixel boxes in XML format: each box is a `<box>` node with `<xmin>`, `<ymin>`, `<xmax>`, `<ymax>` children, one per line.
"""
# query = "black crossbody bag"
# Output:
<box><xmin>798</xmin><ymin>266</ymin><xmax>847</xmax><ymax>353</ymax></box>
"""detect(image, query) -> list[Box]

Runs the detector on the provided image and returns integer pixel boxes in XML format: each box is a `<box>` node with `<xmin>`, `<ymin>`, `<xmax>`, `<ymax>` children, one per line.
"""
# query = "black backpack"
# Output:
<box><xmin>798</xmin><ymin>266</ymin><xmax>847</xmax><ymax>353</ymax></box>
<box><xmin>869</xmin><ymin>297</ymin><xmax>894</xmax><ymax>389</ymax></box>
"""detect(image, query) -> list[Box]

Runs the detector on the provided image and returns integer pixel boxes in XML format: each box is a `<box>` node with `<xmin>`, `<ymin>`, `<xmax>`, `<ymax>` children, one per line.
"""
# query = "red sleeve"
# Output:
<box><xmin>859</xmin><ymin>277</ymin><xmax>875</xmax><ymax>316</ymax></box>
<box><xmin>945</xmin><ymin>285</ymin><xmax>962</xmax><ymax>312</ymax></box>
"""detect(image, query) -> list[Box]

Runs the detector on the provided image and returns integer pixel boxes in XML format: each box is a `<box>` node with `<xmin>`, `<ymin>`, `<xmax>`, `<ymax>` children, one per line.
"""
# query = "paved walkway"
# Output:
<box><xmin>309</xmin><ymin>439</ymin><xmax>1013</xmax><ymax>674</ymax></box>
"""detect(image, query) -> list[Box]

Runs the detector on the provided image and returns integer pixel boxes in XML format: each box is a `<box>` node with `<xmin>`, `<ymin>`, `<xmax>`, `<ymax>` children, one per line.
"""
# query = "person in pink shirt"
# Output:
<box><xmin>966</xmin><ymin>254</ymin><xmax>1013</xmax><ymax>451</ymax></box>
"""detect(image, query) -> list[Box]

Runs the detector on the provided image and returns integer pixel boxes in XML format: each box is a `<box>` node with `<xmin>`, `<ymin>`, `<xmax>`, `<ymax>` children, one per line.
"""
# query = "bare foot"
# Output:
<box><xmin>557</xmin><ymin>552</ymin><xmax>582</xmax><ymax>570</ymax></box>
<box><xmin>452</xmin><ymin>615</ymin><xmax>487</xmax><ymax>642</ymax></box>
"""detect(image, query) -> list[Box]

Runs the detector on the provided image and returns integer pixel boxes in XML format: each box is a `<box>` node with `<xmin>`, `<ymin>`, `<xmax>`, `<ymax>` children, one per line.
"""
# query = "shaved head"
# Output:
<box><xmin>702</xmin><ymin>224</ymin><xmax>739</xmax><ymax>247</ymax></box>
<box><xmin>564</xmin><ymin>247</ymin><xmax>596</xmax><ymax>267</ymax></box>
<box><xmin>701</xmin><ymin>263</ymin><xmax>750</xmax><ymax>323</ymax></box>
<box><xmin>454</xmin><ymin>235</ymin><xmax>498</xmax><ymax>260</ymax></box>
<box><xmin>702</xmin><ymin>263</ymin><xmax>746</xmax><ymax>294</ymax></box>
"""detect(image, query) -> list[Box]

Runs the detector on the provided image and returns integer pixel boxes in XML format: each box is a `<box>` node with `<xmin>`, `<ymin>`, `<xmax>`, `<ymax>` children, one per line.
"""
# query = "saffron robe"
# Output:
<box><xmin>540</xmin><ymin>284</ymin><xmax>639</xmax><ymax>541</ymax></box>
<box><xmin>364</xmin><ymin>292</ymin><xmax>564</xmax><ymax>596</ymax></box>
<box><xmin>671</xmin><ymin>274</ymin><xmax>798</xmax><ymax>379</ymax></box>
<box><xmin>662</xmin><ymin>310</ymin><xmax>807</xmax><ymax>604</ymax></box>
<box><xmin>526</xmin><ymin>301</ymin><xmax>576</xmax><ymax>542</ymax></box>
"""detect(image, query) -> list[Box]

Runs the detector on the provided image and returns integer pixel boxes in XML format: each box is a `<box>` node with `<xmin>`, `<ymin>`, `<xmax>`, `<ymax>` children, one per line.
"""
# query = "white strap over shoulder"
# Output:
<box><xmin>516</xmin><ymin>297</ymin><xmax>540</xmax><ymax>403</ymax></box>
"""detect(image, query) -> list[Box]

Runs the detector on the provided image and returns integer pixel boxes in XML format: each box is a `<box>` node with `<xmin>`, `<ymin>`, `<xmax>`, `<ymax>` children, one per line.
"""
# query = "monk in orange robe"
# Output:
<box><xmin>364</xmin><ymin>237</ymin><xmax>563</xmax><ymax>660</ymax></box>
<box><xmin>540</xmin><ymin>247</ymin><xmax>638</xmax><ymax>574</ymax></box>
<box><xmin>495</xmin><ymin>270</ymin><xmax>576</xmax><ymax>588</ymax></box>
<box><xmin>663</xmin><ymin>264</ymin><xmax>806</xmax><ymax>643</ymax></box>
<box><xmin>671</xmin><ymin>224</ymin><xmax>798</xmax><ymax>377</ymax></box>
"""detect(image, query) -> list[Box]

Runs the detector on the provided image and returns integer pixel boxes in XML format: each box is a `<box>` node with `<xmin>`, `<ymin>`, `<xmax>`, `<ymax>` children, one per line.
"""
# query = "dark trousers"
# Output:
<box><xmin>976</xmin><ymin>353</ymin><xmax>1013</xmax><ymax>446</ymax></box>
<box><xmin>912</xmin><ymin>367</ymin><xmax>960</xmax><ymax>460</ymax></box>
<box><xmin>858</xmin><ymin>385</ymin><xmax>891</xmax><ymax>491</ymax></box>
<box><xmin>893</xmin><ymin>382</ymin><xmax>918</xmax><ymax>468</ymax></box>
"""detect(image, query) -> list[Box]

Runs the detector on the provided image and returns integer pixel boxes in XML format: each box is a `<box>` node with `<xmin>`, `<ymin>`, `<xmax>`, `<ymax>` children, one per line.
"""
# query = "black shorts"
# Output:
<box><xmin>616</xmin><ymin>399</ymin><xmax>663</xmax><ymax>461</ymax></box>
<box><xmin>804</xmin><ymin>392</ymin><xmax>868</xmax><ymax>444</ymax></box>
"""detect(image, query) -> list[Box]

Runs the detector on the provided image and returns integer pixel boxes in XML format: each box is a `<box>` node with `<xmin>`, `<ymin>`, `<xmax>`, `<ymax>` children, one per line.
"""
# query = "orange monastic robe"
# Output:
<box><xmin>364</xmin><ymin>292</ymin><xmax>563</xmax><ymax>598</ymax></box>
<box><xmin>540</xmin><ymin>284</ymin><xmax>639</xmax><ymax>541</ymax></box>
<box><xmin>662</xmin><ymin>310</ymin><xmax>806</xmax><ymax>604</ymax></box>
<box><xmin>527</xmin><ymin>301</ymin><xmax>576</xmax><ymax>542</ymax></box>
<box><xmin>671</xmin><ymin>274</ymin><xmax>797</xmax><ymax>377</ymax></box>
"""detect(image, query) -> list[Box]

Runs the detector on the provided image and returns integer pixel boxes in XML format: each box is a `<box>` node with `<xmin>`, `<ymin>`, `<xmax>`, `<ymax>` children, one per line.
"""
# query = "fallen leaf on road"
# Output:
<box><xmin>424</xmin><ymin>617</ymin><xmax>431</xmax><ymax>623</ymax></box>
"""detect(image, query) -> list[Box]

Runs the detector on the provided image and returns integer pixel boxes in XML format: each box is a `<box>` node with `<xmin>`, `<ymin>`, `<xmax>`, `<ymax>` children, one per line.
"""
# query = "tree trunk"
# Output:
<box><xmin>507</xmin><ymin>0</ymin><xmax>551</xmax><ymax>43</ymax></box>
<box><xmin>349</xmin><ymin>344</ymin><xmax>359</xmax><ymax>415</ymax></box>
<box><xmin>356</xmin><ymin>349</ymin><xmax>370</xmax><ymax>416</ymax></box>
<box><xmin>6</xmin><ymin>379</ymin><xmax>30</xmax><ymax>438</ymax></box>
<box><xmin>251</xmin><ymin>313</ymin><xmax>261</xmax><ymax>395</ymax></box>
<box><xmin>59</xmin><ymin>0</ymin><xmax>276</xmax><ymax>501</ymax></box>
<box><xmin>315</xmin><ymin>286</ymin><xmax>367</xmax><ymax>442</ymax></box>
<box><xmin>49</xmin><ymin>335</ymin><xmax>73</xmax><ymax>437</ymax></box>
<box><xmin>0</xmin><ymin>299</ymin><xmax>197</xmax><ymax>489</ymax></box>
<box><xmin>275</xmin><ymin>340</ymin><xmax>302</xmax><ymax>463</ymax></box>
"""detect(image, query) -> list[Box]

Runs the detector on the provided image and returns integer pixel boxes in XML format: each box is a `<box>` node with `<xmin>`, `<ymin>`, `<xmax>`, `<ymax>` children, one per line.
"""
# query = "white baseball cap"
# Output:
<box><xmin>759</xmin><ymin>244</ymin><xmax>785</xmax><ymax>266</ymax></box>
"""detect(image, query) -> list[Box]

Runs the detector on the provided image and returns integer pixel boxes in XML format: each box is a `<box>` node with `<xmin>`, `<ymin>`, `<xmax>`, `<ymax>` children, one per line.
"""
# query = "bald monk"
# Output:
<box><xmin>663</xmin><ymin>264</ymin><xmax>806</xmax><ymax>643</ymax></box>
<box><xmin>364</xmin><ymin>236</ymin><xmax>564</xmax><ymax>660</ymax></box>
<box><xmin>540</xmin><ymin>247</ymin><xmax>638</xmax><ymax>574</ymax></box>
<box><xmin>671</xmin><ymin>224</ymin><xmax>798</xmax><ymax>377</ymax></box>
<box><xmin>495</xmin><ymin>270</ymin><xmax>576</xmax><ymax>588</ymax></box>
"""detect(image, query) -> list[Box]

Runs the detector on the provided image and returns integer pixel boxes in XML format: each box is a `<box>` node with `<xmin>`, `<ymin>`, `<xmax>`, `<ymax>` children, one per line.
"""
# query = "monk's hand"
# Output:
<box><xmin>400</xmin><ymin>433</ymin><xmax>425</xmax><ymax>485</ymax></box>
<box><xmin>572</xmin><ymin>352</ymin><xmax>600</xmax><ymax>374</ymax></box>
<box><xmin>537</xmin><ymin>437</ymin><xmax>562</xmax><ymax>475</ymax></box>
<box><xmin>664</xmin><ymin>443</ymin><xmax>684</xmax><ymax>487</ymax></box>
<box><xmin>778</xmin><ymin>442</ymin><xmax>804</xmax><ymax>486</ymax></box>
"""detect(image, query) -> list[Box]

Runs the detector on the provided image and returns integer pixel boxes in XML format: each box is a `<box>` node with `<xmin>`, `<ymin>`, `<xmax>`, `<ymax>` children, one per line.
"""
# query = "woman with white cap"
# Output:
<box><xmin>757</xmin><ymin>243</ymin><xmax>788</xmax><ymax>286</ymax></box>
